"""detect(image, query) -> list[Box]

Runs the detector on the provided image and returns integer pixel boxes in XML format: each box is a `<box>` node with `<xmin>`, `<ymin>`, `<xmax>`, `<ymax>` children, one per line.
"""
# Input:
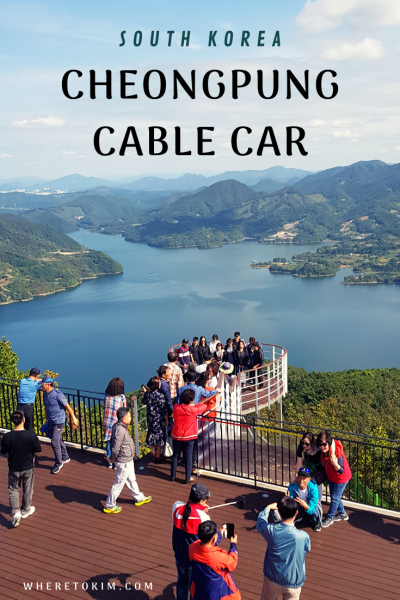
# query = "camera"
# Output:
<box><xmin>222</xmin><ymin>523</ymin><xmax>235</xmax><ymax>539</ymax></box>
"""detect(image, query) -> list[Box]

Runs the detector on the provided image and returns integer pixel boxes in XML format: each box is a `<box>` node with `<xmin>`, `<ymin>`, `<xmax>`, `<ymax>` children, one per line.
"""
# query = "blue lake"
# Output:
<box><xmin>1</xmin><ymin>231</ymin><xmax>399</xmax><ymax>392</ymax></box>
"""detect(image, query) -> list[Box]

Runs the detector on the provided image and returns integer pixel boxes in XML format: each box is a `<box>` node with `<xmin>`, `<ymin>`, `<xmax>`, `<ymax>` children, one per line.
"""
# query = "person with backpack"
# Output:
<box><xmin>172</xmin><ymin>482</ymin><xmax>211</xmax><ymax>600</ymax></box>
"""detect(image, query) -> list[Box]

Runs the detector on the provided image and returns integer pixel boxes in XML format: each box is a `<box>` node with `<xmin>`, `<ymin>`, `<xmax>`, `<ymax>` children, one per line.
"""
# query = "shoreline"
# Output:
<box><xmin>0</xmin><ymin>270</ymin><xmax>123</xmax><ymax>306</ymax></box>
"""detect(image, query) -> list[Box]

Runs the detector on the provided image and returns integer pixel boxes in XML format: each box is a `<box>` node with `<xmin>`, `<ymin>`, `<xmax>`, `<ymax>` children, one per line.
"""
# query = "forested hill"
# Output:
<box><xmin>267</xmin><ymin>365</ymin><xmax>400</xmax><ymax>441</ymax></box>
<box><xmin>0</xmin><ymin>214</ymin><xmax>122</xmax><ymax>304</ymax></box>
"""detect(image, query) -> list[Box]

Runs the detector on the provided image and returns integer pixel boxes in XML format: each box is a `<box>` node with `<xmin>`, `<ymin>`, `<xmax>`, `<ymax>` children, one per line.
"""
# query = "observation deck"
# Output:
<box><xmin>0</xmin><ymin>441</ymin><xmax>399</xmax><ymax>600</ymax></box>
<box><xmin>169</xmin><ymin>341</ymin><xmax>288</xmax><ymax>416</ymax></box>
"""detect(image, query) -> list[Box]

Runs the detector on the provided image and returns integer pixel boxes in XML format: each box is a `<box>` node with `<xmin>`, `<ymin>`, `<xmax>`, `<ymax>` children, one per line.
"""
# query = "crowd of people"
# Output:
<box><xmin>0</xmin><ymin>340</ymin><xmax>353</xmax><ymax>600</ymax></box>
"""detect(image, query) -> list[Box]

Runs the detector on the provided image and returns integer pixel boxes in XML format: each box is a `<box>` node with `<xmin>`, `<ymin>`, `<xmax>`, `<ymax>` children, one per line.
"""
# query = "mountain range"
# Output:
<box><xmin>0</xmin><ymin>166</ymin><xmax>311</xmax><ymax>192</ymax></box>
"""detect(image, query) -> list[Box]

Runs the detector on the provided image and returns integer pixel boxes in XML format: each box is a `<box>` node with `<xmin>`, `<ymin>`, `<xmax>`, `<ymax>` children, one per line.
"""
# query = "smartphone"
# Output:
<box><xmin>141</xmin><ymin>385</ymin><xmax>149</xmax><ymax>392</ymax></box>
<box><xmin>222</xmin><ymin>523</ymin><xmax>235</xmax><ymax>539</ymax></box>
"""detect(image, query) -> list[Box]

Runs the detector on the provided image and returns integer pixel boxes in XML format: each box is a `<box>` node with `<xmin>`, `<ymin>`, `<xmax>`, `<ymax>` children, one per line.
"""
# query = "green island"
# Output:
<box><xmin>0</xmin><ymin>214</ymin><xmax>123</xmax><ymax>304</ymax></box>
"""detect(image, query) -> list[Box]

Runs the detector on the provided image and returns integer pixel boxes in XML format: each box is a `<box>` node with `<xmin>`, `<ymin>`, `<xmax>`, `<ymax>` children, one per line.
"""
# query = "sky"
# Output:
<box><xmin>1</xmin><ymin>0</ymin><xmax>400</xmax><ymax>180</ymax></box>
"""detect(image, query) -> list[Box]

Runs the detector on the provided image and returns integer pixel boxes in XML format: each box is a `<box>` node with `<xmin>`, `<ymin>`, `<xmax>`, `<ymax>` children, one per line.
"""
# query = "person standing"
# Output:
<box><xmin>295</xmin><ymin>432</ymin><xmax>324</xmax><ymax>501</ymax></box>
<box><xmin>176</xmin><ymin>371</ymin><xmax>219</xmax><ymax>405</ymax></box>
<box><xmin>198</xmin><ymin>337</ymin><xmax>212</xmax><ymax>365</ymax></box>
<box><xmin>213</xmin><ymin>342</ymin><xmax>225</xmax><ymax>364</ymax></box>
<box><xmin>103</xmin><ymin>378</ymin><xmax>127</xmax><ymax>469</ymax></box>
<box><xmin>156</xmin><ymin>367</ymin><xmax>174</xmax><ymax>416</ymax></box>
<box><xmin>41</xmin><ymin>377</ymin><xmax>79</xmax><ymax>474</ymax></box>
<box><xmin>223</xmin><ymin>339</ymin><xmax>235</xmax><ymax>367</ymax></box>
<box><xmin>317</xmin><ymin>430</ymin><xmax>352</xmax><ymax>528</ymax></box>
<box><xmin>189</xmin><ymin>337</ymin><xmax>200</xmax><ymax>366</ymax></box>
<box><xmin>234</xmin><ymin>340</ymin><xmax>248</xmax><ymax>378</ymax></box>
<box><xmin>165</xmin><ymin>351</ymin><xmax>184</xmax><ymax>402</ymax></box>
<box><xmin>232</xmin><ymin>332</ymin><xmax>241</xmax><ymax>351</ymax></box>
<box><xmin>1</xmin><ymin>410</ymin><xmax>42</xmax><ymax>528</ymax></box>
<box><xmin>257</xmin><ymin>496</ymin><xmax>311</xmax><ymax>600</ymax></box>
<box><xmin>104</xmin><ymin>407</ymin><xmax>151</xmax><ymax>513</ymax></box>
<box><xmin>17</xmin><ymin>368</ymin><xmax>42</xmax><ymax>431</ymax></box>
<box><xmin>171</xmin><ymin>389</ymin><xmax>213</xmax><ymax>483</ymax></box>
<box><xmin>142</xmin><ymin>377</ymin><xmax>169</xmax><ymax>463</ymax></box>
<box><xmin>189</xmin><ymin>520</ymin><xmax>241</xmax><ymax>600</ymax></box>
<box><xmin>178</xmin><ymin>339</ymin><xmax>191</xmax><ymax>372</ymax></box>
<box><xmin>209</xmin><ymin>334</ymin><xmax>221</xmax><ymax>355</ymax></box>
<box><xmin>172</xmin><ymin>482</ymin><xmax>211</xmax><ymax>600</ymax></box>
<box><xmin>250</xmin><ymin>341</ymin><xmax>264</xmax><ymax>390</ymax></box>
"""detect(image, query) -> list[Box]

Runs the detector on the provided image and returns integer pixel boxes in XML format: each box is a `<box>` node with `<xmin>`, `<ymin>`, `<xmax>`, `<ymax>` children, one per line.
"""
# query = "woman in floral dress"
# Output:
<box><xmin>142</xmin><ymin>376</ymin><xmax>169</xmax><ymax>462</ymax></box>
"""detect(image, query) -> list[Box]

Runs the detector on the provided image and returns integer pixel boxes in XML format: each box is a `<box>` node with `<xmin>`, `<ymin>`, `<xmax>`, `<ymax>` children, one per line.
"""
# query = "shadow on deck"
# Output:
<box><xmin>1</xmin><ymin>441</ymin><xmax>400</xmax><ymax>600</ymax></box>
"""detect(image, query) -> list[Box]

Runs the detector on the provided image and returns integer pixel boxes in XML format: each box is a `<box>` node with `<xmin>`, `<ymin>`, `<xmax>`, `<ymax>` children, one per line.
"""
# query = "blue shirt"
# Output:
<box><xmin>17</xmin><ymin>378</ymin><xmax>41</xmax><ymax>404</ymax></box>
<box><xmin>256</xmin><ymin>507</ymin><xmax>311</xmax><ymax>589</ymax></box>
<box><xmin>43</xmin><ymin>389</ymin><xmax>68</xmax><ymax>424</ymax></box>
<box><xmin>176</xmin><ymin>383</ymin><xmax>217</xmax><ymax>405</ymax></box>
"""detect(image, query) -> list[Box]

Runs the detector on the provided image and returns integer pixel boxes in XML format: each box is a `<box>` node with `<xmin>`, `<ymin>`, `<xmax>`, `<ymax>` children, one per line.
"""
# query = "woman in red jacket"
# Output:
<box><xmin>171</xmin><ymin>388</ymin><xmax>215</xmax><ymax>483</ymax></box>
<box><xmin>317</xmin><ymin>430</ymin><xmax>352</xmax><ymax>528</ymax></box>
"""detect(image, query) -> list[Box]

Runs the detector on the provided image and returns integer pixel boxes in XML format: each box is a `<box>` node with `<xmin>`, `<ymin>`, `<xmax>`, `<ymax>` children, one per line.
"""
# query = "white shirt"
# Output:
<box><xmin>209</xmin><ymin>341</ymin><xmax>221</xmax><ymax>354</ymax></box>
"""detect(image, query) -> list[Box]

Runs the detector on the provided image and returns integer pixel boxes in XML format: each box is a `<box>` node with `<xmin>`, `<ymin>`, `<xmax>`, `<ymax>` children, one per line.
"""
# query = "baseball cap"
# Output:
<box><xmin>298</xmin><ymin>467</ymin><xmax>311</xmax><ymax>477</ymax></box>
<box><xmin>29</xmin><ymin>368</ymin><xmax>41</xmax><ymax>376</ymax></box>
<box><xmin>191</xmin><ymin>482</ymin><xmax>211</xmax><ymax>502</ymax></box>
<box><xmin>182</xmin><ymin>338</ymin><xmax>189</xmax><ymax>344</ymax></box>
<box><xmin>41</xmin><ymin>377</ymin><xmax>54</xmax><ymax>385</ymax></box>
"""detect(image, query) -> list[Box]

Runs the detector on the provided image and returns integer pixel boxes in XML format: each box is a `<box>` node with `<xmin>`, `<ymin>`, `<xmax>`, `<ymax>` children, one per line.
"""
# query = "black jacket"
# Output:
<box><xmin>234</xmin><ymin>349</ymin><xmax>248</xmax><ymax>367</ymax></box>
<box><xmin>198</xmin><ymin>344</ymin><xmax>212</xmax><ymax>364</ymax></box>
<box><xmin>189</xmin><ymin>344</ymin><xmax>200</xmax><ymax>365</ymax></box>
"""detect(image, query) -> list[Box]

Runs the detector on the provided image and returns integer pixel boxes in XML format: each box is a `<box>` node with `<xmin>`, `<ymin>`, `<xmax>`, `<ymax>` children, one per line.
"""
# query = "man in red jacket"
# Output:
<box><xmin>171</xmin><ymin>388</ymin><xmax>218</xmax><ymax>483</ymax></box>
<box><xmin>189</xmin><ymin>520</ymin><xmax>241</xmax><ymax>600</ymax></box>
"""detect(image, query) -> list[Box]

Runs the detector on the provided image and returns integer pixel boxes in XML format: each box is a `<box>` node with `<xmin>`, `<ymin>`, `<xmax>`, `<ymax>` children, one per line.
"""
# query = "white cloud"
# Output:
<box><xmin>297</xmin><ymin>0</ymin><xmax>400</xmax><ymax>32</ymax></box>
<box><xmin>333</xmin><ymin>130</ymin><xmax>363</xmax><ymax>139</ymax></box>
<box><xmin>350</xmin><ymin>139</ymin><xmax>360</xmax><ymax>143</ymax></box>
<box><xmin>13</xmin><ymin>116</ymin><xmax>65</xmax><ymax>128</ymax></box>
<box><xmin>311</xmin><ymin>137</ymin><xmax>319</xmax><ymax>141</ymax></box>
<box><xmin>308</xmin><ymin>119</ymin><xmax>324</xmax><ymax>127</ymax></box>
<box><xmin>0</xmin><ymin>154</ymin><xmax>12</xmax><ymax>158</ymax></box>
<box><xmin>395</xmin><ymin>145</ymin><xmax>400</xmax><ymax>151</ymax></box>
<box><xmin>324</xmin><ymin>38</ymin><xmax>383</xmax><ymax>61</ymax></box>
<box><xmin>61</xmin><ymin>151</ymin><xmax>75</xmax><ymax>156</ymax></box>
<box><xmin>334</xmin><ymin>120</ymin><xmax>352</xmax><ymax>126</ymax></box>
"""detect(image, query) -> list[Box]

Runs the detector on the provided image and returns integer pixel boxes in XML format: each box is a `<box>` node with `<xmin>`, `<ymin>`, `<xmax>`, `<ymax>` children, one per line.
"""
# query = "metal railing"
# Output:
<box><xmin>2</xmin><ymin>376</ymin><xmax>400</xmax><ymax>512</ymax></box>
<box><xmin>0</xmin><ymin>377</ymin><xmax>137</xmax><ymax>451</ymax></box>
<box><xmin>169</xmin><ymin>341</ymin><xmax>288</xmax><ymax>415</ymax></box>
<box><xmin>133</xmin><ymin>402</ymin><xmax>400</xmax><ymax>512</ymax></box>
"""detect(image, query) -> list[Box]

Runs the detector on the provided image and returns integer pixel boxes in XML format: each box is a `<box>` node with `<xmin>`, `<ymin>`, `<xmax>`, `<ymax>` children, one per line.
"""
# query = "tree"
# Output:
<box><xmin>0</xmin><ymin>337</ymin><xmax>26</xmax><ymax>380</ymax></box>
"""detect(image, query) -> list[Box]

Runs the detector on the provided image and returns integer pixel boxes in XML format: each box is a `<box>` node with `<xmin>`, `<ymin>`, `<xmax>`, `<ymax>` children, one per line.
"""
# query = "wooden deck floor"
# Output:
<box><xmin>1</xmin><ymin>440</ymin><xmax>400</xmax><ymax>600</ymax></box>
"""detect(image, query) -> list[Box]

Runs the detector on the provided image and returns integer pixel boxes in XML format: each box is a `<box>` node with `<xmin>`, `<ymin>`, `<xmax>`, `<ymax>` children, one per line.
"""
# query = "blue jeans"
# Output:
<box><xmin>327</xmin><ymin>481</ymin><xmax>348</xmax><ymax>519</ymax></box>
<box><xmin>105</xmin><ymin>440</ymin><xmax>111</xmax><ymax>457</ymax></box>
<box><xmin>176</xmin><ymin>560</ymin><xmax>192</xmax><ymax>600</ymax></box>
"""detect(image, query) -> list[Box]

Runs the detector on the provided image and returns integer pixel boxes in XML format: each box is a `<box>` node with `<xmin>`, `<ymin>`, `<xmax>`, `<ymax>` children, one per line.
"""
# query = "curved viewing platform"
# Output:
<box><xmin>168</xmin><ymin>341</ymin><xmax>288</xmax><ymax>416</ymax></box>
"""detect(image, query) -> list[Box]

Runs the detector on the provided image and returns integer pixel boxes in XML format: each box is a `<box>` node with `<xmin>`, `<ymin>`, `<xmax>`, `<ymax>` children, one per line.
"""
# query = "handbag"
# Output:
<box><xmin>312</xmin><ymin>465</ymin><xmax>327</xmax><ymax>486</ymax></box>
<box><xmin>164</xmin><ymin>426</ymin><xmax>173</xmax><ymax>458</ymax></box>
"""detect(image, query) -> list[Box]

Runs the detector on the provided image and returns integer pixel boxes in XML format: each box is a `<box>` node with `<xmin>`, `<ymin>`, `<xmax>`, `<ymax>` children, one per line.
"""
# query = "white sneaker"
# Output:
<box><xmin>21</xmin><ymin>506</ymin><xmax>35</xmax><ymax>519</ymax></box>
<box><xmin>12</xmin><ymin>511</ymin><xmax>22</xmax><ymax>528</ymax></box>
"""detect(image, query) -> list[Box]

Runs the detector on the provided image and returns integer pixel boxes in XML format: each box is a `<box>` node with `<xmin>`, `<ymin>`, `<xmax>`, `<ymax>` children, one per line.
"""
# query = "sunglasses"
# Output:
<box><xmin>319</xmin><ymin>442</ymin><xmax>329</xmax><ymax>448</ymax></box>
<box><xmin>302</xmin><ymin>441</ymin><xmax>311</xmax><ymax>447</ymax></box>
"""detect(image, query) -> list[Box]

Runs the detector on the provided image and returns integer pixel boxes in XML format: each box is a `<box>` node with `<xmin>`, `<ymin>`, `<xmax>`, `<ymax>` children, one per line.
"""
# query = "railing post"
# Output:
<box><xmin>134</xmin><ymin>396</ymin><xmax>140</xmax><ymax>459</ymax></box>
<box><xmin>77</xmin><ymin>390</ymin><xmax>83</xmax><ymax>451</ymax></box>
<box><xmin>255</xmin><ymin>369</ymin><xmax>259</xmax><ymax>416</ymax></box>
<box><xmin>253</xmin><ymin>417</ymin><xmax>258</xmax><ymax>488</ymax></box>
